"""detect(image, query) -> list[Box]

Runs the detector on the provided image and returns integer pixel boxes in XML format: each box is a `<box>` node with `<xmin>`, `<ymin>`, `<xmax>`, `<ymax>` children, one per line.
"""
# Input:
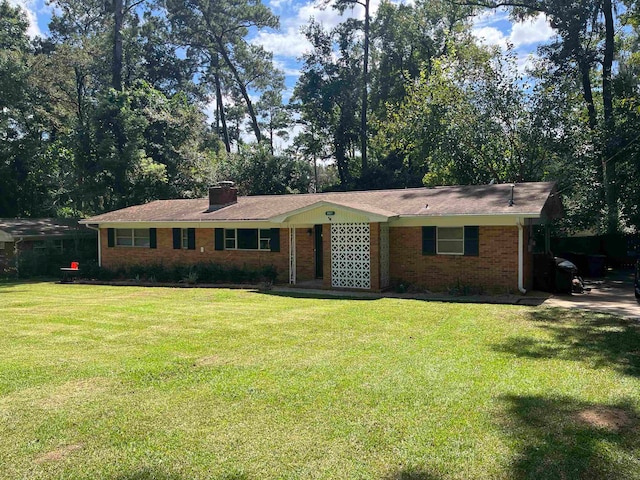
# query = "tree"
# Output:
<box><xmin>376</xmin><ymin>46</ymin><xmax>551</xmax><ymax>186</ymax></box>
<box><xmin>215</xmin><ymin>143</ymin><xmax>311</xmax><ymax>195</ymax></box>
<box><xmin>328</xmin><ymin>0</ymin><xmax>372</xmax><ymax>175</ymax></box>
<box><xmin>293</xmin><ymin>20</ymin><xmax>362</xmax><ymax>188</ymax></box>
<box><xmin>166</xmin><ymin>0</ymin><xmax>280</xmax><ymax>143</ymax></box>
<box><xmin>257</xmin><ymin>85</ymin><xmax>292</xmax><ymax>155</ymax></box>
<box><xmin>458</xmin><ymin>0</ymin><xmax>623</xmax><ymax>232</ymax></box>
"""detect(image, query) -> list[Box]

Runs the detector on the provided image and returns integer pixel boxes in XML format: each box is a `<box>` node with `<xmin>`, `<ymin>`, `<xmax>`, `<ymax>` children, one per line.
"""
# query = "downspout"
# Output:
<box><xmin>517</xmin><ymin>219</ymin><xmax>527</xmax><ymax>294</ymax></box>
<box><xmin>85</xmin><ymin>225</ymin><xmax>101</xmax><ymax>267</ymax></box>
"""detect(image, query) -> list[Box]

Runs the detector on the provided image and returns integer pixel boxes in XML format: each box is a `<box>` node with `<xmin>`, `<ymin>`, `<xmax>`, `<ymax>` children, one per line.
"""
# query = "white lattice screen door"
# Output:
<box><xmin>331</xmin><ymin>223</ymin><xmax>371</xmax><ymax>289</ymax></box>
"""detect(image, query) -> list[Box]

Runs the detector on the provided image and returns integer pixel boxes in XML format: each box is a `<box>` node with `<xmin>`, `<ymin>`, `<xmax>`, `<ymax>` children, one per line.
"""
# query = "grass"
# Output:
<box><xmin>0</xmin><ymin>282</ymin><xmax>639</xmax><ymax>479</ymax></box>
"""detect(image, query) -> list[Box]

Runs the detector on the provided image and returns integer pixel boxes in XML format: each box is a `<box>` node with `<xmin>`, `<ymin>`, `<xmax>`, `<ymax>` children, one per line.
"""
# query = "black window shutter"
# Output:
<box><xmin>422</xmin><ymin>226</ymin><xmax>436</xmax><ymax>255</ymax></box>
<box><xmin>107</xmin><ymin>228</ymin><xmax>115</xmax><ymax>248</ymax></box>
<box><xmin>149</xmin><ymin>228</ymin><xmax>157</xmax><ymax>249</ymax></box>
<box><xmin>187</xmin><ymin>228</ymin><xmax>196</xmax><ymax>250</ymax></box>
<box><xmin>172</xmin><ymin>228</ymin><xmax>181</xmax><ymax>249</ymax></box>
<box><xmin>464</xmin><ymin>226</ymin><xmax>479</xmax><ymax>256</ymax></box>
<box><xmin>214</xmin><ymin>228</ymin><xmax>224</xmax><ymax>251</ymax></box>
<box><xmin>270</xmin><ymin>228</ymin><xmax>280</xmax><ymax>252</ymax></box>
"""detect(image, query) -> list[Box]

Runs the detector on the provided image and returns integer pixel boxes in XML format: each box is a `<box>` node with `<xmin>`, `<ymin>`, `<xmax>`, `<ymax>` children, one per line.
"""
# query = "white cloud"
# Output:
<box><xmin>9</xmin><ymin>0</ymin><xmax>42</xmax><ymax>38</ymax></box>
<box><xmin>473</xmin><ymin>26</ymin><xmax>507</xmax><ymax>49</ymax></box>
<box><xmin>509</xmin><ymin>14</ymin><xmax>555</xmax><ymax>47</ymax></box>
<box><xmin>472</xmin><ymin>11</ymin><xmax>554</xmax><ymax>77</ymax></box>
<box><xmin>269</xmin><ymin>0</ymin><xmax>294</xmax><ymax>10</ymax></box>
<box><xmin>253</xmin><ymin>28</ymin><xmax>311</xmax><ymax>59</ymax></box>
<box><xmin>252</xmin><ymin>0</ymin><xmax>383</xmax><ymax>60</ymax></box>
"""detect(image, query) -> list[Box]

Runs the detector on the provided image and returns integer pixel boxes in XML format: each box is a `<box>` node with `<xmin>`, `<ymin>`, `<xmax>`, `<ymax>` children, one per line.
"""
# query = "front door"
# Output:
<box><xmin>314</xmin><ymin>224</ymin><xmax>323</xmax><ymax>279</ymax></box>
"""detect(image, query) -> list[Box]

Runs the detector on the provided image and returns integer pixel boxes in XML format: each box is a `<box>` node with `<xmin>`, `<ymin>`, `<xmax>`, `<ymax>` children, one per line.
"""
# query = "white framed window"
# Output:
<box><xmin>116</xmin><ymin>229</ymin><xmax>149</xmax><ymax>247</ymax></box>
<box><xmin>225</xmin><ymin>229</ymin><xmax>237</xmax><ymax>249</ymax></box>
<box><xmin>224</xmin><ymin>229</ymin><xmax>271</xmax><ymax>251</ymax></box>
<box><xmin>181</xmin><ymin>228</ymin><xmax>189</xmax><ymax>249</ymax></box>
<box><xmin>437</xmin><ymin>227</ymin><xmax>464</xmax><ymax>255</ymax></box>
<box><xmin>259</xmin><ymin>229</ymin><xmax>271</xmax><ymax>250</ymax></box>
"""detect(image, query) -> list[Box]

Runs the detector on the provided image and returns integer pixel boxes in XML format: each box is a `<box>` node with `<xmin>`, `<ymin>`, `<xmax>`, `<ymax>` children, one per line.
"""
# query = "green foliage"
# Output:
<box><xmin>15</xmin><ymin>240</ymin><xmax>97</xmax><ymax>278</ymax></box>
<box><xmin>215</xmin><ymin>143</ymin><xmax>312</xmax><ymax>195</ymax></box>
<box><xmin>82</xmin><ymin>261</ymin><xmax>279</xmax><ymax>284</ymax></box>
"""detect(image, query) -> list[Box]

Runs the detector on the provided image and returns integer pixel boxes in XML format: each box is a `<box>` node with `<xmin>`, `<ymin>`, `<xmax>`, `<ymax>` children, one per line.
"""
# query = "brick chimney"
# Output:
<box><xmin>208</xmin><ymin>181</ymin><xmax>237</xmax><ymax>211</ymax></box>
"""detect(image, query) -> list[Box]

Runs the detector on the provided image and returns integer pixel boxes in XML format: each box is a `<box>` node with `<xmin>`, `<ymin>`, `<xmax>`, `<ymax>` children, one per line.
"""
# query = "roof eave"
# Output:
<box><xmin>269</xmin><ymin>200</ymin><xmax>394</xmax><ymax>223</ymax></box>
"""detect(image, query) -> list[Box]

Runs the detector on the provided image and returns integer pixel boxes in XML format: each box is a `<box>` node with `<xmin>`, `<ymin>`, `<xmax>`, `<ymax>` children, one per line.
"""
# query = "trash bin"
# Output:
<box><xmin>554</xmin><ymin>257</ymin><xmax>577</xmax><ymax>294</ymax></box>
<box><xmin>587</xmin><ymin>254</ymin><xmax>606</xmax><ymax>277</ymax></box>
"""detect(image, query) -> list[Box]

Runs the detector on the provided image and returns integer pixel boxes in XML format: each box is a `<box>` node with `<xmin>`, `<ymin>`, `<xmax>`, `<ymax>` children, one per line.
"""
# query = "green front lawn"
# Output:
<box><xmin>1</xmin><ymin>282</ymin><xmax>639</xmax><ymax>479</ymax></box>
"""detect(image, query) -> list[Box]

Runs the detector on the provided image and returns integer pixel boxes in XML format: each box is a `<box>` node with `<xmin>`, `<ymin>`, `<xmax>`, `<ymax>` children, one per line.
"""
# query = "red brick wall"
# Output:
<box><xmin>389</xmin><ymin>226</ymin><xmax>526</xmax><ymax>293</ymax></box>
<box><xmin>101</xmin><ymin>228</ymin><xmax>291</xmax><ymax>282</ymax></box>
<box><xmin>295</xmin><ymin>228</ymin><xmax>315</xmax><ymax>282</ymax></box>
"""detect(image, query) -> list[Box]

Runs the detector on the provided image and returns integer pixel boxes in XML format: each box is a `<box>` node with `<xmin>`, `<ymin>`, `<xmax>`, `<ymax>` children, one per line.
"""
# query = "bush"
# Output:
<box><xmin>80</xmin><ymin>262</ymin><xmax>279</xmax><ymax>286</ymax></box>
<box><xmin>16</xmin><ymin>241</ymin><xmax>97</xmax><ymax>278</ymax></box>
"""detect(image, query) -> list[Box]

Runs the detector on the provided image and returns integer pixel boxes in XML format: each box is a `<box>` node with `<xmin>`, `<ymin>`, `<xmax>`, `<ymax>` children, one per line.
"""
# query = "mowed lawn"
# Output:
<box><xmin>1</xmin><ymin>283</ymin><xmax>639</xmax><ymax>480</ymax></box>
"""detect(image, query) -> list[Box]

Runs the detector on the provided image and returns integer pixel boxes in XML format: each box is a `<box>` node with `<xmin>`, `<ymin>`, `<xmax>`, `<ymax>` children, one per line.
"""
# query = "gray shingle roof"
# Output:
<box><xmin>82</xmin><ymin>182</ymin><xmax>560</xmax><ymax>223</ymax></box>
<box><xmin>0</xmin><ymin>218</ymin><xmax>94</xmax><ymax>239</ymax></box>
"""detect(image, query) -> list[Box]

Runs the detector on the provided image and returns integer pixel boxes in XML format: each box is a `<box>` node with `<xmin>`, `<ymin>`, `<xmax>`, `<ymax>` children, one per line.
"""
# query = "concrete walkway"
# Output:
<box><xmin>273</xmin><ymin>270</ymin><xmax>640</xmax><ymax>320</ymax></box>
<box><xmin>542</xmin><ymin>270</ymin><xmax>640</xmax><ymax>319</ymax></box>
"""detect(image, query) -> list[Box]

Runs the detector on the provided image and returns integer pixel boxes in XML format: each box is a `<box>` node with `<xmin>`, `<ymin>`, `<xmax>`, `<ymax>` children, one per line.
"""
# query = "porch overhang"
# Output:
<box><xmin>269</xmin><ymin>201</ymin><xmax>397</xmax><ymax>224</ymax></box>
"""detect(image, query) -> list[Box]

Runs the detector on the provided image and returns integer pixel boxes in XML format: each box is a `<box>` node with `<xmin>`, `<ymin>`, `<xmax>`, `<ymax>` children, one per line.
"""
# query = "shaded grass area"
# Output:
<box><xmin>0</xmin><ymin>283</ymin><xmax>639</xmax><ymax>479</ymax></box>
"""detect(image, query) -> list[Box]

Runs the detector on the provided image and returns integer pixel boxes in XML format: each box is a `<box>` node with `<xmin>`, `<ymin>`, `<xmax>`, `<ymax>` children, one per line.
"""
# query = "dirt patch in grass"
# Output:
<box><xmin>576</xmin><ymin>407</ymin><xmax>636</xmax><ymax>432</ymax></box>
<box><xmin>38</xmin><ymin>378</ymin><xmax>112</xmax><ymax>409</ymax></box>
<box><xmin>35</xmin><ymin>444</ymin><xmax>82</xmax><ymax>464</ymax></box>
<box><xmin>194</xmin><ymin>355</ymin><xmax>227</xmax><ymax>366</ymax></box>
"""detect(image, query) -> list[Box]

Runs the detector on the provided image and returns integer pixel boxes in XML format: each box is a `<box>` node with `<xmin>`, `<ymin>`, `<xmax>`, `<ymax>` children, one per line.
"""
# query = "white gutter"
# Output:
<box><xmin>85</xmin><ymin>225</ymin><xmax>101</xmax><ymax>267</ymax></box>
<box><xmin>517</xmin><ymin>219</ymin><xmax>527</xmax><ymax>294</ymax></box>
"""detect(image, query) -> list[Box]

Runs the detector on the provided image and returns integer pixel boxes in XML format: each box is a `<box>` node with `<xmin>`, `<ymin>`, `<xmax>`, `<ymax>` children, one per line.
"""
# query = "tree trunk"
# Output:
<box><xmin>215</xmin><ymin>37</ymin><xmax>263</xmax><ymax>143</ymax></box>
<box><xmin>578</xmin><ymin>55</ymin><xmax>597</xmax><ymax>130</ymax></box>
<box><xmin>112</xmin><ymin>0</ymin><xmax>123</xmax><ymax>91</ymax></box>
<box><xmin>214</xmin><ymin>68</ymin><xmax>231</xmax><ymax>153</ymax></box>
<box><xmin>269</xmin><ymin>115</ymin><xmax>274</xmax><ymax>155</ymax></box>
<box><xmin>360</xmin><ymin>0</ymin><xmax>370</xmax><ymax>177</ymax></box>
<box><xmin>602</xmin><ymin>0</ymin><xmax>617</xmax><ymax>233</ymax></box>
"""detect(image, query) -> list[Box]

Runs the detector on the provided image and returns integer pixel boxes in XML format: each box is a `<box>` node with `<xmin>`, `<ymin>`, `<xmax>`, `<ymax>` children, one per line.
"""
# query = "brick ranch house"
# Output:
<box><xmin>80</xmin><ymin>182</ymin><xmax>562</xmax><ymax>293</ymax></box>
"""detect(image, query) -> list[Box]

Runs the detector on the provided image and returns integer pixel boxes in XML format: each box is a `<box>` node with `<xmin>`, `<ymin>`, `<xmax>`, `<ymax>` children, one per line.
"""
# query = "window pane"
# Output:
<box><xmin>438</xmin><ymin>227</ymin><xmax>463</xmax><ymax>240</ymax></box>
<box><xmin>116</xmin><ymin>229</ymin><xmax>132</xmax><ymax>246</ymax></box>
<box><xmin>237</xmin><ymin>229</ymin><xmax>258</xmax><ymax>249</ymax></box>
<box><xmin>134</xmin><ymin>230</ymin><xmax>150</xmax><ymax>247</ymax></box>
<box><xmin>259</xmin><ymin>229</ymin><xmax>271</xmax><ymax>250</ymax></box>
<box><xmin>182</xmin><ymin>229</ymin><xmax>189</xmax><ymax>249</ymax></box>
<box><xmin>225</xmin><ymin>229</ymin><xmax>236</xmax><ymax>249</ymax></box>
<box><xmin>438</xmin><ymin>240</ymin><xmax>463</xmax><ymax>254</ymax></box>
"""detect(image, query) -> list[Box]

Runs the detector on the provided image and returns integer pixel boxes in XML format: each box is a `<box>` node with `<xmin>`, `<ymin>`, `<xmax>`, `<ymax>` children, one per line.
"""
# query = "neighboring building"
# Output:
<box><xmin>0</xmin><ymin>218</ymin><xmax>96</xmax><ymax>271</ymax></box>
<box><xmin>80</xmin><ymin>182</ymin><xmax>562</xmax><ymax>293</ymax></box>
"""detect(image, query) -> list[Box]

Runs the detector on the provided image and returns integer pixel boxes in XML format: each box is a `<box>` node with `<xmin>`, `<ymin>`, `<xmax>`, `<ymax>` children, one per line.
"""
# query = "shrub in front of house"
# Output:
<box><xmin>79</xmin><ymin>262</ymin><xmax>278</xmax><ymax>286</ymax></box>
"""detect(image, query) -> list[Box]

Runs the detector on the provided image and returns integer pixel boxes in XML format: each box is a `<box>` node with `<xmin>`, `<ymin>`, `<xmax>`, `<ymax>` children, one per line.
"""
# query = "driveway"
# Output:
<box><xmin>542</xmin><ymin>269</ymin><xmax>640</xmax><ymax>319</ymax></box>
